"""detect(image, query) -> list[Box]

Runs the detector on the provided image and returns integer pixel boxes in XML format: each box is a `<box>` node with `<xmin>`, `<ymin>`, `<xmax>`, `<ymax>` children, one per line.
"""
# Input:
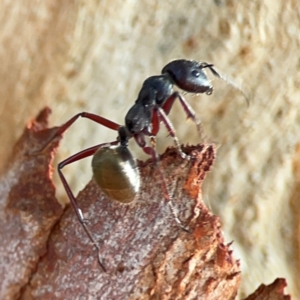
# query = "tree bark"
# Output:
<box><xmin>0</xmin><ymin>109</ymin><xmax>244</xmax><ymax>300</ymax></box>
<box><xmin>244</xmin><ymin>278</ymin><xmax>291</xmax><ymax>300</ymax></box>
<box><xmin>0</xmin><ymin>108</ymin><xmax>63</xmax><ymax>300</ymax></box>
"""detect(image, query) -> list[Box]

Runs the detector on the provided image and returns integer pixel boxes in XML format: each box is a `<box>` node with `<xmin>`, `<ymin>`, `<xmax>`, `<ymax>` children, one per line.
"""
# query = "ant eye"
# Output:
<box><xmin>191</xmin><ymin>70</ymin><xmax>200</xmax><ymax>77</ymax></box>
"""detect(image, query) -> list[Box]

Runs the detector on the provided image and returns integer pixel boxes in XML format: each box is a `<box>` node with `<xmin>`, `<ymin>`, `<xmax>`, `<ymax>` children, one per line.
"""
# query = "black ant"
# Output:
<box><xmin>37</xmin><ymin>59</ymin><xmax>247</xmax><ymax>271</ymax></box>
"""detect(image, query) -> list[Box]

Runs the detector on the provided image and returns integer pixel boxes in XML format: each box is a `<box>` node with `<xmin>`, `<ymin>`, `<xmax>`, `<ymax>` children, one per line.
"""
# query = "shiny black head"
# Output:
<box><xmin>162</xmin><ymin>59</ymin><xmax>214</xmax><ymax>95</ymax></box>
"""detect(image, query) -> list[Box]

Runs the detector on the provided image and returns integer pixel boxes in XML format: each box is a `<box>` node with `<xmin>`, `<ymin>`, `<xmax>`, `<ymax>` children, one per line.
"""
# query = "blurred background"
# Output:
<box><xmin>0</xmin><ymin>0</ymin><xmax>299</xmax><ymax>298</ymax></box>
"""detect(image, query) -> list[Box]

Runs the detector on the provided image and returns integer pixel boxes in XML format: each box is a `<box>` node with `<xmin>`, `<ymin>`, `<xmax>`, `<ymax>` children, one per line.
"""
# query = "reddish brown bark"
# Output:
<box><xmin>0</xmin><ymin>108</ymin><xmax>63</xmax><ymax>299</ymax></box>
<box><xmin>244</xmin><ymin>278</ymin><xmax>291</xmax><ymax>300</ymax></box>
<box><xmin>23</xmin><ymin>140</ymin><xmax>242</xmax><ymax>300</ymax></box>
<box><xmin>0</xmin><ymin>108</ymin><xmax>291</xmax><ymax>299</ymax></box>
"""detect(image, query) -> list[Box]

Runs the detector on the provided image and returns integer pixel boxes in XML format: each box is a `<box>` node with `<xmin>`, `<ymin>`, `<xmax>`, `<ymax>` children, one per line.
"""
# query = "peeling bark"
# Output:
<box><xmin>0</xmin><ymin>109</ymin><xmax>291</xmax><ymax>299</ymax></box>
<box><xmin>0</xmin><ymin>108</ymin><xmax>63</xmax><ymax>300</ymax></box>
<box><xmin>22</xmin><ymin>137</ymin><xmax>241</xmax><ymax>299</ymax></box>
<box><xmin>244</xmin><ymin>278</ymin><xmax>291</xmax><ymax>300</ymax></box>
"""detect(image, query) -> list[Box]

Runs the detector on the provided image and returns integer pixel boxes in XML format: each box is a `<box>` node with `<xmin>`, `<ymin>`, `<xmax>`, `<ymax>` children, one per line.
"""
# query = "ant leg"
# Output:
<box><xmin>150</xmin><ymin>108</ymin><xmax>192</xmax><ymax>161</ymax></box>
<box><xmin>161</xmin><ymin>93</ymin><xmax>177</xmax><ymax>115</ymax></box>
<box><xmin>36</xmin><ymin>112</ymin><xmax>120</xmax><ymax>153</ymax></box>
<box><xmin>58</xmin><ymin>140</ymin><xmax>118</xmax><ymax>271</ymax></box>
<box><xmin>164</xmin><ymin>92</ymin><xmax>205</xmax><ymax>141</ymax></box>
<box><xmin>155</xmin><ymin>107</ymin><xmax>192</xmax><ymax>160</ymax></box>
<box><xmin>150</xmin><ymin>94</ymin><xmax>203</xmax><ymax>144</ymax></box>
<box><xmin>149</xmin><ymin>107</ymin><xmax>191</xmax><ymax>160</ymax></box>
<box><xmin>141</xmin><ymin>145</ymin><xmax>189</xmax><ymax>232</ymax></box>
<box><xmin>134</xmin><ymin>133</ymin><xmax>189</xmax><ymax>231</ymax></box>
<box><xmin>149</xmin><ymin>113</ymin><xmax>159</xmax><ymax>154</ymax></box>
<box><xmin>150</xmin><ymin>136</ymin><xmax>156</xmax><ymax>147</ymax></box>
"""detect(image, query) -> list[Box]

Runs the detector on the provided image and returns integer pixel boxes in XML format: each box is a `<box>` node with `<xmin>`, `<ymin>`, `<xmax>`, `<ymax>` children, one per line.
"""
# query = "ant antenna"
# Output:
<box><xmin>202</xmin><ymin>63</ymin><xmax>250</xmax><ymax>106</ymax></box>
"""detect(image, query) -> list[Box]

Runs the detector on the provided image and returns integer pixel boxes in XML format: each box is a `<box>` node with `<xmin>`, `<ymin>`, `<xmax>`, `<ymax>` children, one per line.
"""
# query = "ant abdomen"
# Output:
<box><xmin>162</xmin><ymin>59</ymin><xmax>214</xmax><ymax>95</ymax></box>
<box><xmin>91</xmin><ymin>145</ymin><xmax>140</xmax><ymax>203</ymax></box>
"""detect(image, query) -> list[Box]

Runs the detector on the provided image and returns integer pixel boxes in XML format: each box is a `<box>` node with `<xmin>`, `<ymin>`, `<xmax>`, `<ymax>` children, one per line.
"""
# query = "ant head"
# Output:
<box><xmin>162</xmin><ymin>59</ymin><xmax>213</xmax><ymax>95</ymax></box>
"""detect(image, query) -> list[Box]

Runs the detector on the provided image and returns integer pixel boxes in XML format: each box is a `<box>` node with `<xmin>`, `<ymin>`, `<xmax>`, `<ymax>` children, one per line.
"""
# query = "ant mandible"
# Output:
<box><xmin>39</xmin><ymin>59</ymin><xmax>247</xmax><ymax>271</ymax></box>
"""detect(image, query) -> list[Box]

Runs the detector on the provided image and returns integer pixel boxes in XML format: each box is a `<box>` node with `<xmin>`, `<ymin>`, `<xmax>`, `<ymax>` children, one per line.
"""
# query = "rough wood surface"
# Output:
<box><xmin>0</xmin><ymin>108</ymin><xmax>63</xmax><ymax>300</ymax></box>
<box><xmin>0</xmin><ymin>109</ymin><xmax>243</xmax><ymax>300</ymax></box>
<box><xmin>244</xmin><ymin>278</ymin><xmax>291</xmax><ymax>300</ymax></box>
<box><xmin>23</xmin><ymin>144</ymin><xmax>242</xmax><ymax>300</ymax></box>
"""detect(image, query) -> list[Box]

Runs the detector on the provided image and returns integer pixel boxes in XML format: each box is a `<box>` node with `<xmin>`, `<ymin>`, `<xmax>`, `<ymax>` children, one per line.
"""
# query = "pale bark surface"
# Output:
<box><xmin>0</xmin><ymin>1</ymin><xmax>299</xmax><ymax>298</ymax></box>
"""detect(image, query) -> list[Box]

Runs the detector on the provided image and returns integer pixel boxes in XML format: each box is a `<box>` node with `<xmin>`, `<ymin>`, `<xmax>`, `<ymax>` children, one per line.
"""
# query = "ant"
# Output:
<box><xmin>37</xmin><ymin>59</ymin><xmax>247</xmax><ymax>271</ymax></box>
